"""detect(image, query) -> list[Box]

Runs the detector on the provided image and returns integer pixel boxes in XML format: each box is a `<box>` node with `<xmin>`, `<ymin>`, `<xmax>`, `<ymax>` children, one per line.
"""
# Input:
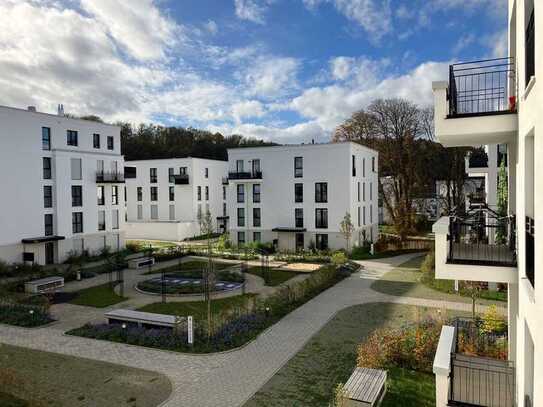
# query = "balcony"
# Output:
<box><xmin>433</xmin><ymin>215</ymin><xmax>517</xmax><ymax>284</ymax></box>
<box><xmin>228</xmin><ymin>171</ymin><xmax>262</xmax><ymax>181</ymax></box>
<box><xmin>433</xmin><ymin>58</ymin><xmax>517</xmax><ymax>147</ymax></box>
<box><xmin>96</xmin><ymin>171</ymin><xmax>125</xmax><ymax>183</ymax></box>
<box><xmin>173</xmin><ymin>174</ymin><xmax>189</xmax><ymax>185</ymax></box>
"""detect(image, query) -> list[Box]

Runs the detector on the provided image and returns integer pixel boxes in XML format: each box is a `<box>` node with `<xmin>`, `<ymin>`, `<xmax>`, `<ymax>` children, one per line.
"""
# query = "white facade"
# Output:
<box><xmin>124</xmin><ymin>158</ymin><xmax>228</xmax><ymax>241</ymax></box>
<box><xmin>0</xmin><ymin>105</ymin><xmax>125</xmax><ymax>265</ymax></box>
<box><xmin>226</xmin><ymin>142</ymin><xmax>379</xmax><ymax>252</ymax></box>
<box><xmin>432</xmin><ymin>1</ymin><xmax>541</xmax><ymax>405</ymax></box>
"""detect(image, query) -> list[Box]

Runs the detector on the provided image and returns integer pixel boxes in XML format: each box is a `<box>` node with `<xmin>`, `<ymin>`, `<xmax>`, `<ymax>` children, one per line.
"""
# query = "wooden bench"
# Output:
<box><xmin>24</xmin><ymin>276</ymin><xmax>64</xmax><ymax>294</ymax></box>
<box><xmin>104</xmin><ymin>309</ymin><xmax>177</xmax><ymax>330</ymax></box>
<box><xmin>343</xmin><ymin>367</ymin><xmax>387</xmax><ymax>407</ymax></box>
<box><xmin>127</xmin><ymin>256</ymin><xmax>155</xmax><ymax>269</ymax></box>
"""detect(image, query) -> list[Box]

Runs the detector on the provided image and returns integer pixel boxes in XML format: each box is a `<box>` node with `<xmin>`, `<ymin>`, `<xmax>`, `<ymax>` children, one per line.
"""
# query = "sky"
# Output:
<box><xmin>0</xmin><ymin>0</ymin><xmax>508</xmax><ymax>143</ymax></box>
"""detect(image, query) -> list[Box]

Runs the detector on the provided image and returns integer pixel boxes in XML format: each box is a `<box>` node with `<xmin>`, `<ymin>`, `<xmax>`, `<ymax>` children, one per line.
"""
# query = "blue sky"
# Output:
<box><xmin>0</xmin><ymin>0</ymin><xmax>507</xmax><ymax>143</ymax></box>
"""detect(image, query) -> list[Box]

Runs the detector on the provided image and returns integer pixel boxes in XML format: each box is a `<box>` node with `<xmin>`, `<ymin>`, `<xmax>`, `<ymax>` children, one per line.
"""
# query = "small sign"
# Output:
<box><xmin>187</xmin><ymin>316</ymin><xmax>193</xmax><ymax>345</ymax></box>
<box><xmin>454</xmin><ymin>280</ymin><xmax>459</xmax><ymax>292</ymax></box>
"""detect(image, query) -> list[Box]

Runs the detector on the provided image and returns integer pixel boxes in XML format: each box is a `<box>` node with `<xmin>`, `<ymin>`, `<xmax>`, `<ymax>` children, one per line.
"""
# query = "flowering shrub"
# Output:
<box><xmin>0</xmin><ymin>303</ymin><xmax>53</xmax><ymax>327</ymax></box>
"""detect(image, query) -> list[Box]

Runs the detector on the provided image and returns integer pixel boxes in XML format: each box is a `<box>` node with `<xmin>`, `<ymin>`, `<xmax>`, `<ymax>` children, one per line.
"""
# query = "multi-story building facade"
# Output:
<box><xmin>0</xmin><ymin>105</ymin><xmax>125</xmax><ymax>265</ymax></box>
<box><xmin>431</xmin><ymin>1</ymin><xmax>539</xmax><ymax>406</ymax></box>
<box><xmin>226</xmin><ymin>142</ymin><xmax>379</xmax><ymax>251</ymax></box>
<box><xmin>124</xmin><ymin>158</ymin><xmax>228</xmax><ymax>241</ymax></box>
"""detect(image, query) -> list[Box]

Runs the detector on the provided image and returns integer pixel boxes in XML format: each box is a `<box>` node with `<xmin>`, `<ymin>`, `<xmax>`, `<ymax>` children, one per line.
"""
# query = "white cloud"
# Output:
<box><xmin>234</xmin><ymin>0</ymin><xmax>272</xmax><ymax>24</ymax></box>
<box><xmin>330</xmin><ymin>57</ymin><xmax>352</xmax><ymax>80</ymax></box>
<box><xmin>482</xmin><ymin>29</ymin><xmax>508</xmax><ymax>58</ymax></box>
<box><xmin>243</xmin><ymin>56</ymin><xmax>300</xmax><ymax>99</ymax></box>
<box><xmin>204</xmin><ymin>20</ymin><xmax>219</xmax><ymax>35</ymax></box>
<box><xmin>453</xmin><ymin>34</ymin><xmax>476</xmax><ymax>54</ymax></box>
<box><xmin>232</xmin><ymin>100</ymin><xmax>265</xmax><ymax>122</ymax></box>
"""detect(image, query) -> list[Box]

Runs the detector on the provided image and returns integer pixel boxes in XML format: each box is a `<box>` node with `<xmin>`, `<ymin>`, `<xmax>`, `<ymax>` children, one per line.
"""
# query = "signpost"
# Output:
<box><xmin>187</xmin><ymin>316</ymin><xmax>193</xmax><ymax>345</ymax></box>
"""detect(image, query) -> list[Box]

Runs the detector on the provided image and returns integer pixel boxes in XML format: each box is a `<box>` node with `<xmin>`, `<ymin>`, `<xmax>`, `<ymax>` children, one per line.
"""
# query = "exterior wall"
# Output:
<box><xmin>226</xmin><ymin>142</ymin><xmax>379</xmax><ymax>251</ymax></box>
<box><xmin>0</xmin><ymin>105</ymin><xmax>125</xmax><ymax>265</ymax></box>
<box><xmin>125</xmin><ymin>158</ymin><xmax>227</xmax><ymax>241</ymax></box>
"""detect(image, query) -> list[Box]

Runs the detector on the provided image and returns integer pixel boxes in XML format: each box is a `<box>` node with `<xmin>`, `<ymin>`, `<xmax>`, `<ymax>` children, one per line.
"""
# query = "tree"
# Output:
<box><xmin>339</xmin><ymin>212</ymin><xmax>355</xmax><ymax>253</ymax></box>
<box><xmin>199</xmin><ymin>210</ymin><xmax>215</xmax><ymax>340</ymax></box>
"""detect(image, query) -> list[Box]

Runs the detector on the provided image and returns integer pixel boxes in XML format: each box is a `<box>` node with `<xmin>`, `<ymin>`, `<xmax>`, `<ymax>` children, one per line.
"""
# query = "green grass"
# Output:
<box><xmin>143</xmin><ymin>259</ymin><xmax>232</xmax><ymax>275</ymax></box>
<box><xmin>0</xmin><ymin>344</ymin><xmax>171</xmax><ymax>407</ymax></box>
<box><xmin>244</xmin><ymin>302</ymin><xmax>457</xmax><ymax>407</ymax></box>
<box><xmin>245</xmin><ymin>267</ymin><xmax>299</xmax><ymax>286</ymax></box>
<box><xmin>350</xmin><ymin>249</ymin><xmax>429</xmax><ymax>261</ymax></box>
<box><xmin>127</xmin><ymin>239</ymin><xmax>178</xmax><ymax>250</ymax></box>
<box><xmin>69</xmin><ymin>283</ymin><xmax>127</xmax><ymax>308</ymax></box>
<box><xmin>137</xmin><ymin>294</ymin><xmax>256</xmax><ymax>320</ymax></box>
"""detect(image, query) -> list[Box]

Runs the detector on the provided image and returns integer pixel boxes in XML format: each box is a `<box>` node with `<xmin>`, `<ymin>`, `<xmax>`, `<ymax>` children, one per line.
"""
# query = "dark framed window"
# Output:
<box><xmin>44</xmin><ymin>214</ymin><xmax>53</xmax><ymax>236</ymax></box>
<box><xmin>197</xmin><ymin>186</ymin><xmax>202</xmax><ymax>201</ymax></box>
<box><xmin>97</xmin><ymin>186</ymin><xmax>105</xmax><ymax>205</ymax></box>
<box><xmin>295</xmin><ymin>183</ymin><xmax>303</xmax><ymax>203</ymax></box>
<box><xmin>150</xmin><ymin>168</ymin><xmax>157</xmax><ymax>183</ymax></box>
<box><xmin>137</xmin><ymin>187</ymin><xmax>142</xmax><ymax>201</ymax></box>
<box><xmin>294</xmin><ymin>156</ymin><xmax>303</xmax><ymax>178</ymax></box>
<box><xmin>352</xmin><ymin>155</ymin><xmax>356</xmax><ymax>176</ymax></box>
<box><xmin>357</xmin><ymin>182</ymin><xmax>361</xmax><ymax>202</ymax></box>
<box><xmin>107</xmin><ymin>136</ymin><xmax>114</xmax><ymax>150</ymax></box>
<box><xmin>362</xmin><ymin>158</ymin><xmax>366</xmax><ymax>177</ymax></box>
<box><xmin>357</xmin><ymin>207</ymin><xmax>361</xmax><ymax>227</ymax></box>
<box><xmin>497</xmin><ymin>144</ymin><xmax>508</xmax><ymax>167</ymax></box>
<box><xmin>253</xmin><ymin>184</ymin><xmax>261</xmax><ymax>203</ymax></box>
<box><xmin>93</xmin><ymin>133</ymin><xmax>100</xmax><ymax>149</ymax></box>
<box><xmin>316</xmin><ymin>234</ymin><xmax>328</xmax><ymax>250</ymax></box>
<box><xmin>169</xmin><ymin>186</ymin><xmax>175</xmax><ymax>201</ymax></box>
<box><xmin>72</xmin><ymin>212</ymin><xmax>83</xmax><ymax>234</ymax></box>
<box><xmin>238</xmin><ymin>231</ymin><xmax>245</xmax><ymax>245</ymax></box>
<box><xmin>205</xmin><ymin>186</ymin><xmax>209</xmax><ymax>201</ymax></box>
<box><xmin>42</xmin><ymin>127</ymin><xmax>51</xmax><ymax>150</ymax></box>
<box><xmin>363</xmin><ymin>206</ymin><xmax>366</xmax><ymax>225</ymax></box>
<box><xmin>369</xmin><ymin>182</ymin><xmax>373</xmax><ymax>200</ymax></box>
<box><xmin>372</xmin><ymin>157</ymin><xmax>375</xmax><ymax>172</ymax></box>
<box><xmin>315</xmin><ymin>208</ymin><xmax>328</xmax><ymax>229</ymax></box>
<box><xmin>295</xmin><ymin>208</ymin><xmax>304</xmax><ymax>228</ymax></box>
<box><xmin>67</xmin><ymin>130</ymin><xmax>78</xmax><ymax>146</ymax></box>
<box><xmin>43</xmin><ymin>157</ymin><xmax>52</xmax><ymax>179</ymax></box>
<box><xmin>363</xmin><ymin>182</ymin><xmax>366</xmax><ymax>201</ymax></box>
<box><xmin>236</xmin><ymin>160</ymin><xmax>244</xmax><ymax>172</ymax></box>
<box><xmin>180</xmin><ymin>166</ymin><xmax>187</xmax><ymax>175</ymax></box>
<box><xmin>223</xmin><ymin>186</ymin><xmax>227</xmax><ymax>200</ymax></box>
<box><xmin>71</xmin><ymin>186</ymin><xmax>82</xmax><ymax>207</ymax></box>
<box><xmin>98</xmin><ymin>211</ymin><xmax>106</xmax><ymax>231</ymax></box>
<box><xmin>112</xmin><ymin>186</ymin><xmax>119</xmax><ymax>205</ymax></box>
<box><xmin>253</xmin><ymin>232</ymin><xmax>261</xmax><ymax>242</ymax></box>
<box><xmin>237</xmin><ymin>208</ymin><xmax>245</xmax><ymax>227</ymax></box>
<box><xmin>296</xmin><ymin>233</ymin><xmax>304</xmax><ymax>251</ymax></box>
<box><xmin>223</xmin><ymin>202</ymin><xmax>227</xmax><ymax>216</ymax></box>
<box><xmin>253</xmin><ymin>208</ymin><xmax>261</xmax><ymax>227</ymax></box>
<box><xmin>150</xmin><ymin>186</ymin><xmax>158</xmax><ymax>201</ymax></box>
<box><xmin>237</xmin><ymin>184</ymin><xmax>244</xmax><ymax>203</ymax></box>
<box><xmin>44</xmin><ymin>186</ymin><xmax>53</xmax><ymax>208</ymax></box>
<box><xmin>315</xmin><ymin>182</ymin><xmax>328</xmax><ymax>203</ymax></box>
<box><xmin>526</xmin><ymin>8</ymin><xmax>535</xmax><ymax>87</ymax></box>
<box><xmin>252</xmin><ymin>159</ymin><xmax>261</xmax><ymax>175</ymax></box>
<box><xmin>205</xmin><ymin>168</ymin><xmax>209</xmax><ymax>178</ymax></box>
<box><xmin>168</xmin><ymin>168</ymin><xmax>175</xmax><ymax>183</ymax></box>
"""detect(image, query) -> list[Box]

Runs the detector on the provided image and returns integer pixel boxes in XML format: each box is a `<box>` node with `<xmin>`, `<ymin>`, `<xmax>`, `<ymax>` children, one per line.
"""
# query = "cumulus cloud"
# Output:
<box><xmin>234</xmin><ymin>0</ymin><xmax>272</xmax><ymax>24</ymax></box>
<box><xmin>242</xmin><ymin>56</ymin><xmax>300</xmax><ymax>99</ymax></box>
<box><xmin>232</xmin><ymin>100</ymin><xmax>265</xmax><ymax>123</ymax></box>
<box><xmin>204</xmin><ymin>20</ymin><xmax>219</xmax><ymax>35</ymax></box>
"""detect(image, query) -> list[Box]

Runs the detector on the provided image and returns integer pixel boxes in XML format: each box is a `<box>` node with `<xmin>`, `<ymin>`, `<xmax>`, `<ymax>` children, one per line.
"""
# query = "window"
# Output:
<box><xmin>363</xmin><ymin>182</ymin><xmax>366</xmax><ymax>201</ymax></box>
<box><xmin>253</xmin><ymin>232</ymin><xmax>261</xmax><ymax>242</ymax></box>
<box><xmin>497</xmin><ymin>144</ymin><xmax>508</xmax><ymax>167</ymax></box>
<box><xmin>44</xmin><ymin>214</ymin><xmax>53</xmax><ymax>236</ymax></box>
<box><xmin>169</xmin><ymin>186</ymin><xmax>175</xmax><ymax>201</ymax></box>
<box><xmin>362</xmin><ymin>158</ymin><xmax>366</xmax><ymax>177</ymax></box>
<box><xmin>71</xmin><ymin>158</ymin><xmax>82</xmax><ymax>180</ymax></box>
<box><xmin>295</xmin><ymin>183</ymin><xmax>303</xmax><ymax>203</ymax></box>
<box><xmin>369</xmin><ymin>182</ymin><xmax>373</xmax><ymax>200</ymax></box>
<box><xmin>296</xmin><ymin>233</ymin><xmax>304</xmax><ymax>251</ymax></box>
<box><xmin>98</xmin><ymin>211</ymin><xmax>106</xmax><ymax>231</ymax></box>
<box><xmin>295</xmin><ymin>208</ymin><xmax>304</xmax><ymax>228</ymax></box>
<box><xmin>223</xmin><ymin>202</ymin><xmax>227</xmax><ymax>216</ymax></box>
<box><xmin>371</xmin><ymin>157</ymin><xmax>375</xmax><ymax>172</ymax></box>
<box><xmin>137</xmin><ymin>187</ymin><xmax>143</xmax><ymax>201</ymax></box>
<box><xmin>253</xmin><ymin>184</ymin><xmax>261</xmax><ymax>203</ymax></box>
<box><xmin>44</xmin><ymin>186</ymin><xmax>53</xmax><ymax>208</ymax></box>
<box><xmin>363</xmin><ymin>206</ymin><xmax>366</xmax><ymax>226</ymax></box>
<box><xmin>112</xmin><ymin>186</ymin><xmax>119</xmax><ymax>205</ymax></box>
<box><xmin>205</xmin><ymin>186</ymin><xmax>209</xmax><ymax>201</ymax></box>
<box><xmin>112</xmin><ymin>210</ymin><xmax>119</xmax><ymax>229</ymax></box>
<box><xmin>137</xmin><ymin>205</ymin><xmax>143</xmax><ymax>220</ymax></box>
<box><xmin>236</xmin><ymin>159</ymin><xmax>244</xmax><ymax>172</ymax></box>
<box><xmin>316</xmin><ymin>234</ymin><xmax>328</xmax><ymax>250</ymax></box>
<box><xmin>205</xmin><ymin>167</ymin><xmax>209</xmax><ymax>178</ymax></box>
<box><xmin>97</xmin><ymin>159</ymin><xmax>104</xmax><ymax>174</ymax></box>
<box><xmin>237</xmin><ymin>208</ymin><xmax>245</xmax><ymax>227</ymax></box>
<box><xmin>197</xmin><ymin>186</ymin><xmax>202</xmax><ymax>201</ymax></box>
<box><xmin>180</xmin><ymin>166</ymin><xmax>187</xmax><ymax>175</ymax></box>
<box><xmin>315</xmin><ymin>208</ymin><xmax>328</xmax><ymax>229</ymax></box>
<box><xmin>352</xmin><ymin>155</ymin><xmax>356</xmax><ymax>176</ymax></box>
<box><xmin>315</xmin><ymin>182</ymin><xmax>328</xmax><ymax>203</ymax></box>
<box><xmin>253</xmin><ymin>208</ymin><xmax>261</xmax><ymax>227</ymax></box>
<box><xmin>67</xmin><ymin>130</ymin><xmax>78</xmax><ymax>146</ymax></box>
<box><xmin>43</xmin><ymin>157</ymin><xmax>52</xmax><ymax>179</ymax></box>
<box><xmin>107</xmin><ymin>136</ymin><xmax>114</xmax><ymax>150</ymax></box>
<box><xmin>42</xmin><ymin>127</ymin><xmax>51</xmax><ymax>150</ymax></box>
<box><xmin>357</xmin><ymin>207</ymin><xmax>361</xmax><ymax>227</ymax></box>
<box><xmin>294</xmin><ymin>156</ymin><xmax>303</xmax><ymax>178</ymax></box>
<box><xmin>526</xmin><ymin>7</ymin><xmax>535</xmax><ymax>87</ymax></box>
<box><xmin>238</xmin><ymin>231</ymin><xmax>245</xmax><ymax>245</ymax></box>
<box><xmin>168</xmin><ymin>168</ymin><xmax>175</xmax><ymax>183</ymax></box>
<box><xmin>150</xmin><ymin>168</ymin><xmax>157</xmax><ymax>183</ymax></box>
<box><xmin>93</xmin><ymin>133</ymin><xmax>100</xmax><ymax>149</ymax></box>
<box><xmin>71</xmin><ymin>186</ymin><xmax>83</xmax><ymax>207</ymax></box>
<box><xmin>370</xmin><ymin>204</ymin><xmax>373</xmax><ymax>223</ymax></box>
<box><xmin>72</xmin><ymin>212</ymin><xmax>83</xmax><ymax>233</ymax></box>
<box><xmin>125</xmin><ymin>166</ymin><xmax>136</xmax><ymax>179</ymax></box>
<box><xmin>150</xmin><ymin>205</ymin><xmax>158</xmax><ymax>220</ymax></box>
<box><xmin>169</xmin><ymin>205</ymin><xmax>175</xmax><ymax>220</ymax></box>
<box><xmin>223</xmin><ymin>186</ymin><xmax>227</xmax><ymax>200</ymax></box>
<box><xmin>237</xmin><ymin>184</ymin><xmax>245</xmax><ymax>203</ymax></box>
<box><xmin>252</xmin><ymin>159</ymin><xmax>261</xmax><ymax>175</ymax></box>
<box><xmin>97</xmin><ymin>186</ymin><xmax>105</xmax><ymax>205</ymax></box>
<box><xmin>357</xmin><ymin>182</ymin><xmax>361</xmax><ymax>202</ymax></box>
<box><xmin>150</xmin><ymin>186</ymin><xmax>158</xmax><ymax>201</ymax></box>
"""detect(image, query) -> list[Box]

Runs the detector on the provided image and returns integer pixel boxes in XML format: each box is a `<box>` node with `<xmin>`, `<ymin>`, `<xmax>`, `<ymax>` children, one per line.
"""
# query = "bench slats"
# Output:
<box><xmin>344</xmin><ymin>367</ymin><xmax>386</xmax><ymax>404</ymax></box>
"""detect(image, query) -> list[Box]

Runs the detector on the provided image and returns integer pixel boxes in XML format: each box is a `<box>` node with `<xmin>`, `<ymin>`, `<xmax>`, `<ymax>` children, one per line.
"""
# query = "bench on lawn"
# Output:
<box><xmin>24</xmin><ymin>276</ymin><xmax>64</xmax><ymax>294</ymax></box>
<box><xmin>127</xmin><ymin>256</ymin><xmax>155</xmax><ymax>269</ymax></box>
<box><xmin>104</xmin><ymin>309</ymin><xmax>178</xmax><ymax>330</ymax></box>
<box><xmin>343</xmin><ymin>367</ymin><xmax>387</xmax><ymax>407</ymax></box>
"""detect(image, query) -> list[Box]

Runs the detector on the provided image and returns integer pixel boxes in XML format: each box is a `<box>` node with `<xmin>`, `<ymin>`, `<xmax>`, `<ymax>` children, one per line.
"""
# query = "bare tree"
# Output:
<box><xmin>339</xmin><ymin>212</ymin><xmax>355</xmax><ymax>253</ymax></box>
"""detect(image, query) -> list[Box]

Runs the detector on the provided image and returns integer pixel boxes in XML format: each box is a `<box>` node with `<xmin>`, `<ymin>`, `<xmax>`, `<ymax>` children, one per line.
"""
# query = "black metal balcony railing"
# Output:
<box><xmin>96</xmin><ymin>171</ymin><xmax>125</xmax><ymax>183</ymax></box>
<box><xmin>448</xmin><ymin>216</ymin><xmax>517</xmax><ymax>267</ymax></box>
<box><xmin>228</xmin><ymin>171</ymin><xmax>262</xmax><ymax>180</ymax></box>
<box><xmin>525</xmin><ymin>10</ymin><xmax>535</xmax><ymax>87</ymax></box>
<box><xmin>525</xmin><ymin>216</ymin><xmax>535</xmax><ymax>288</ymax></box>
<box><xmin>448</xmin><ymin>58</ymin><xmax>515</xmax><ymax>118</ymax></box>
<box><xmin>173</xmin><ymin>174</ymin><xmax>189</xmax><ymax>185</ymax></box>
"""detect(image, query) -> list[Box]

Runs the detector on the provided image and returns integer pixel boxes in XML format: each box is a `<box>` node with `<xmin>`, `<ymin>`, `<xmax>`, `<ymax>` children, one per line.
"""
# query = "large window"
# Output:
<box><xmin>72</xmin><ymin>212</ymin><xmax>83</xmax><ymax>234</ymax></box>
<box><xmin>197</xmin><ymin>186</ymin><xmax>202</xmax><ymax>201</ymax></box>
<box><xmin>369</xmin><ymin>182</ymin><xmax>373</xmax><ymax>200</ymax></box>
<box><xmin>253</xmin><ymin>232</ymin><xmax>261</xmax><ymax>242</ymax></box>
<box><xmin>137</xmin><ymin>187</ymin><xmax>142</xmax><ymax>201</ymax></box>
<box><xmin>223</xmin><ymin>186</ymin><xmax>227</xmax><ymax>200</ymax></box>
<box><xmin>107</xmin><ymin>136</ymin><xmax>114</xmax><ymax>150</ymax></box>
<box><xmin>237</xmin><ymin>208</ymin><xmax>245</xmax><ymax>227</ymax></box>
<box><xmin>294</xmin><ymin>156</ymin><xmax>303</xmax><ymax>178</ymax></box>
<box><xmin>295</xmin><ymin>208</ymin><xmax>304</xmax><ymax>228</ymax></box>
<box><xmin>44</xmin><ymin>214</ymin><xmax>53</xmax><ymax>236</ymax></box>
<box><xmin>357</xmin><ymin>206</ymin><xmax>361</xmax><ymax>227</ymax></box>
<box><xmin>71</xmin><ymin>158</ymin><xmax>82</xmax><ymax>180</ymax></box>
<box><xmin>205</xmin><ymin>167</ymin><xmax>209</xmax><ymax>178</ymax></box>
<box><xmin>98</xmin><ymin>211</ymin><xmax>106</xmax><ymax>231</ymax></box>
<box><xmin>150</xmin><ymin>186</ymin><xmax>158</xmax><ymax>201</ymax></box>
<box><xmin>150</xmin><ymin>205</ymin><xmax>158</xmax><ymax>220</ymax></box>
<box><xmin>315</xmin><ymin>182</ymin><xmax>328</xmax><ymax>203</ymax></box>
<box><xmin>237</xmin><ymin>184</ymin><xmax>245</xmax><ymax>203</ymax></box>
<box><xmin>295</xmin><ymin>183</ymin><xmax>303</xmax><ymax>203</ymax></box>
<box><xmin>253</xmin><ymin>184</ymin><xmax>261</xmax><ymax>203</ymax></box>
<box><xmin>67</xmin><ymin>130</ymin><xmax>78</xmax><ymax>146</ymax></box>
<box><xmin>316</xmin><ymin>234</ymin><xmax>328</xmax><ymax>250</ymax></box>
<box><xmin>253</xmin><ymin>208</ymin><xmax>261</xmax><ymax>227</ymax></box>
<box><xmin>112</xmin><ymin>186</ymin><xmax>119</xmax><ymax>205</ymax></box>
<box><xmin>315</xmin><ymin>208</ymin><xmax>328</xmax><ymax>229</ymax></box>
<box><xmin>169</xmin><ymin>205</ymin><xmax>175</xmax><ymax>220</ymax></box>
<box><xmin>150</xmin><ymin>168</ymin><xmax>157</xmax><ymax>183</ymax></box>
<box><xmin>97</xmin><ymin>186</ymin><xmax>105</xmax><ymax>205</ymax></box>
<box><xmin>526</xmin><ymin>7</ymin><xmax>535</xmax><ymax>87</ymax></box>
<box><xmin>371</xmin><ymin>157</ymin><xmax>375</xmax><ymax>172</ymax></box>
<box><xmin>93</xmin><ymin>133</ymin><xmax>100</xmax><ymax>149</ymax></box>
<box><xmin>238</xmin><ymin>231</ymin><xmax>245</xmax><ymax>245</ymax></box>
<box><xmin>252</xmin><ymin>159</ymin><xmax>261</xmax><ymax>174</ymax></box>
<box><xmin>137</xmin><ymin>205</ymin><xmax>143</xmax><ymax>220</ymax></box>
<box><xmin>205</xmin><ymin>186</ymin><xmax>209</xmax><ymax>201</ymax></box>
<box><xmin>112</xmin><ymin>209</ymin><xmax>119</xmax><ymax>229</ymax></box>
<box><xmin>71</xmin><ymin>186</ymin><xmax>83</xmax><ymax>207</ymax></box>
<box><xmin>169</xmin><ymin>186</ymin><xmax>175</xmax><ymax>201</ymax></box>
<box><xmin>42</xmin><ymin>127</ymin><xmax>51</xmax><ymax>150</ymax></box>
<box><xmin>236</xmin><ymin>160</ymin><xmax>244</xmax><ymax>172</ymax></box>
<box><xmin>168</xmin><ymin>168</ymin><xmax>175</xmax><ymax>183</ymax></box>
<box><xmin>44</xmin><ymin>186</ymin><xmax>53</xmax><ymax>208</ymax></box>
<box><xmin>43</xmin><ymin>157</ymin><xmax>52</xmax><ymax>179</ymax></box>
<box><xmin>352</xmin><ymin>155</ymin><xmax>356</xmax><ymax>176</ymax></box>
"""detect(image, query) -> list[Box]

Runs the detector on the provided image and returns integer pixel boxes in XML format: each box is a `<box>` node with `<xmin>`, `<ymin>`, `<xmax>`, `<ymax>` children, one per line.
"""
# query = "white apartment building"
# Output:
<box><xmin>226</xmin><ymin>142</ymin><xmax>379</xmax><ymax>252</ymax></box>
<box><xmin>124</xmin><ymin>158</ymin><xmax>228</xmax><ymax>241</ymax></box>
<box><xmin>431</xmin><ymin>1</ymin><xmax>540</xmax><ymax>406</ymax></box>
<box><xmin>0</xmin><ymin>105</ymin><xmax>125</xmax><ymax>265</ymax></box>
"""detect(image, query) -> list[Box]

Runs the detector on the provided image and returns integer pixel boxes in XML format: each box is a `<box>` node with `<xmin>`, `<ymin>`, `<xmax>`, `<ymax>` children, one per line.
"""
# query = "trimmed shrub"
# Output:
<box><xmin>0</xmin><ymin>302</ymin><xmax>53</xmax><ymax>327</ymax></box>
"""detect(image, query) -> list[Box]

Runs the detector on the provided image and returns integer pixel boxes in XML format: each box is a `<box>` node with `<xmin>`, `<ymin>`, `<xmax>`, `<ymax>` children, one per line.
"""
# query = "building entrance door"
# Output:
<box><xmin>45</xmin><ymin>242</ymin><xmax>55</xmax><ymax>265</ymax></box>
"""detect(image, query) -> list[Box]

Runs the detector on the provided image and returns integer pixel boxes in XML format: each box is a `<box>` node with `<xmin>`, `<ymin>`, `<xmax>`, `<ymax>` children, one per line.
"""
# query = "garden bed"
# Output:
<box><xmin>0</xmin><ymin>302</ymin><xmax>53</xmax><ymax>327</ymax></box>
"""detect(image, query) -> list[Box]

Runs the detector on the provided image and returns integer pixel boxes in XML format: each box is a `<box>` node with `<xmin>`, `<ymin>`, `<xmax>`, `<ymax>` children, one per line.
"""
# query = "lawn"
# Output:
<box><xmin>244</xmin><ymin>302</ymin><xmax>452</xmax><ymax>407</ymax></box>
<box><xmin>245</xmin><ymin>267</ymin><xmax>299</xmax><ymax>286</ymax></box>
<box><xmin>0</xmin><ymin>344</ymin><xmax>171</xmax><ymax>407</ymax></box>
<box><xmin>69</xmin><ymin>283</ymin><xmax>127</xmax><ymax>308</ymax></box>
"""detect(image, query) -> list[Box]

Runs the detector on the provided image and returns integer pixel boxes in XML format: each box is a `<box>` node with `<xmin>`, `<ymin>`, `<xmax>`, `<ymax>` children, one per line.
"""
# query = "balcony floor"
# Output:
<box><xmin>447</xmin><ymin>243</ymin><xmax>516</xmax><ymax>267</ymax></box>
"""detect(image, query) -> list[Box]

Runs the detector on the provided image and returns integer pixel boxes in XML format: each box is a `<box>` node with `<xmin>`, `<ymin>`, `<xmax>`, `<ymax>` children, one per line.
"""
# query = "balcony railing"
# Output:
<box><xmin>448</xmin><ymin>216</ymin><xmax>516</xmax><ymax>267</ymax></box>
<box><xmin>173</xmin><ymin>174</ymin><xmax>189</xmax><ymax>185</ymax></box>
<box><xmin>96</xmin><ymin>171</ymin><xmax>125</xmax><ymax>183</ymax></box>
<box><xmin>448</xmin><ymin>58</ymin><xmax>515</xmax><ymax>118</ymax></box>
<box><xmin>228</xmin><ymin>171</ymin><xmax>262</xmax><ymax>180</ymax></box>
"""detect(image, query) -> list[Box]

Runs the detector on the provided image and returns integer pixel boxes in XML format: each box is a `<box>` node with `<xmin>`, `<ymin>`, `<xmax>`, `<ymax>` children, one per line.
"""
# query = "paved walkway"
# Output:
<box><xmin>0</xmin><ymin>253</ymin><xmax>503</xmax><ymax>407</ymax></box>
